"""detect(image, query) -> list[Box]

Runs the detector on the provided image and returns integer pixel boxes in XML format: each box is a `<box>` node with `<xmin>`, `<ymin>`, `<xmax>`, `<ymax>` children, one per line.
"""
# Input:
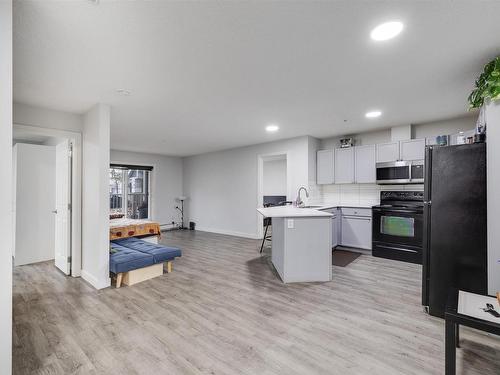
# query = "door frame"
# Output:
<box><xmin>13</xmin><ymin>124</ymin><xmax>82</xmax><ymax>277</ymax></box>
<box><xmin>256</xmin><ymin>151</ymin><xmax>291</xmax><ymax>239</ymax></box>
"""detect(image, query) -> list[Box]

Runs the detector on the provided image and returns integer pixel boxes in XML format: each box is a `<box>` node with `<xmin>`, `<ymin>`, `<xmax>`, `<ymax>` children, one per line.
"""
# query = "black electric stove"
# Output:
<box><xmin>372</xmin><ymin>191</ymin><xmax>424</xmax><ymax>264</ymax></box>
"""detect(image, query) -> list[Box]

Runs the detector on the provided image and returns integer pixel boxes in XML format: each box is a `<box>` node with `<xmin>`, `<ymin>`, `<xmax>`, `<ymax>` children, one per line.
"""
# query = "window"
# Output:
<box><xmin>109</xmin><ymin>164</ymin><xmax>152</xmax><ymax>219</ymax></box>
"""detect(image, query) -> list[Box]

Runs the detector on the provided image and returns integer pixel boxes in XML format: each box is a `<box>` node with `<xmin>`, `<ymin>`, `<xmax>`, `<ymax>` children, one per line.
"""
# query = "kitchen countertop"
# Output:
<box><xmin>315</xmin><ymin>203</ymin><xmax>375</xmax><ymax>210</ymax></box>
<box><xmin>257</xmin><ymin>206</ymin><xmax>333</xmax><ymax>218</ymax></box>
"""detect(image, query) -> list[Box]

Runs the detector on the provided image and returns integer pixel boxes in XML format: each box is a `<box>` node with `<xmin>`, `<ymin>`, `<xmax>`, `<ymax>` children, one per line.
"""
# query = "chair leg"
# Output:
<box><xmin>260</xmin><ymin>222</ymin><xmax>270</xmax><ymax>253</ymax></box>
<box><xmin>116</xmin><ymin>273</ymin><xmax>123</xmax><ymax>288</ymax></box>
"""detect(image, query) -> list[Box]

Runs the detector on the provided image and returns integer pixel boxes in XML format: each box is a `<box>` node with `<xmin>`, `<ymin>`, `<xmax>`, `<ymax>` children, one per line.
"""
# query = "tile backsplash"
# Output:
<box><xmin>308</xmin><ymin>182</ymin><xmax>423</xmax><ymax>207</ymax></box>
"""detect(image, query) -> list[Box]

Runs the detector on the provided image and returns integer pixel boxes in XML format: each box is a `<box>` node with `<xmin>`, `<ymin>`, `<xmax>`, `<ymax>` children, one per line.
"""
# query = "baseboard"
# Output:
<box><xmin>195</xmin><ymin>226</ymin><xmax>260</xmax><ymax>240</ymax></box>
<box><xmin>81</xmin><ymin>270</ymin><xmax>111</xmax><ymax>290</ymax></box>
<box><xmin>14</xmin><ymin>257</ymin><xmax>54</xmax><ymax>267</ymax></box>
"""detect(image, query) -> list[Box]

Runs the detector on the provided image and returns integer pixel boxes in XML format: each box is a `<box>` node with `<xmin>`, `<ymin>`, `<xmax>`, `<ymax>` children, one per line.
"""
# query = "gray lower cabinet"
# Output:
<box><xmin>321</xmin><ymin>208</ymin><xmax>340</xmax><ymax>248</ymax></box>
<box><xmin>331</xmin><ymin>212</ymin><xmax>339</xmax><ymax>248</ymax></box>
<box><xmin>340</xmin><ymin>208</ymin><xmax>372</xmax><ymax>250</ymax></box>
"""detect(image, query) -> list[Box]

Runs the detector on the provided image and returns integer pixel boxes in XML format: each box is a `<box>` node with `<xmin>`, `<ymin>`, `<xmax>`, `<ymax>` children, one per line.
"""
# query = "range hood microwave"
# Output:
<box><xmin>376</xmin><ymin>160</ymin><xmax>424</xmax><ymax>184</ymax></box>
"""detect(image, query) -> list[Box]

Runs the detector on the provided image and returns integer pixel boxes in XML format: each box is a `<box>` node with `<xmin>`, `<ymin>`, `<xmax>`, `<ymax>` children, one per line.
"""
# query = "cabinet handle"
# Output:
<box><xmin>342</xmin><ymin>216</ymin><xmax>371</xmax><ymax>221</ymax></box>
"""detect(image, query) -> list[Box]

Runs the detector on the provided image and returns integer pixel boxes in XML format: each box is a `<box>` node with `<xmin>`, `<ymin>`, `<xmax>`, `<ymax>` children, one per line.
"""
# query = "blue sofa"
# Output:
<box><xmin>110</xmin><ymin>238</ymin><xmax>182</xmax><ymax>287</ymax></box>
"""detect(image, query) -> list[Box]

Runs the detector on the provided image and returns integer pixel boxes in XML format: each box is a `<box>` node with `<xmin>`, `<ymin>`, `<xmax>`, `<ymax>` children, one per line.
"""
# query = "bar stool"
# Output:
<box><xmin>260</xmin><ymin>201</ymin><xmax>291</xmax><ymax>254</ymax></box>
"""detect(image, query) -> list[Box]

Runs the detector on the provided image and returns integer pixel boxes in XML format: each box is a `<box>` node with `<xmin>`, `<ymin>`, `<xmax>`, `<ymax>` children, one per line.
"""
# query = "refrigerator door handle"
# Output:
<box><xmin>422</xmin><ymin>145</ymin><xmax>432</xmax><ymax>308</ymax></box>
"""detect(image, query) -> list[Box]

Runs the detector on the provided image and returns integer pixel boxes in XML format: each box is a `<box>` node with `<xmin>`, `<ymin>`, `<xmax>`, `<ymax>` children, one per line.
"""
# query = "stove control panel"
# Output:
<box><xmin>380</xmin><ymin>191</ymin><xmax>424</xmax><ymax>202</ymax></box>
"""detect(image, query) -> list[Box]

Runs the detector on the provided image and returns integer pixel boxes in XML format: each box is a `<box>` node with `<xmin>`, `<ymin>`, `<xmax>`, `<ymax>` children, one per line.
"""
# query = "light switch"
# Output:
<box><xmin>287</xmin><ymin>219</ymin><xmax>294</xmax><ymax>229</ymax></box>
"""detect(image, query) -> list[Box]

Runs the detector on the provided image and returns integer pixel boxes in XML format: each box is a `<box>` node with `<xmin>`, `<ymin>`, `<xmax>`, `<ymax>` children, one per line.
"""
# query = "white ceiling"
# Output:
<box><xmin>13</xmin><ymin>1</ymin><xmax>500</xmax><ymax>156</ymax></box>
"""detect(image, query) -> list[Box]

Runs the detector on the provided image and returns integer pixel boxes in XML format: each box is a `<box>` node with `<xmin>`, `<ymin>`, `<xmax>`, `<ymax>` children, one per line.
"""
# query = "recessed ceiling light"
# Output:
<box><xmin>266</xmin><ymin>124</ymin><xmax>279</xmax><ymax>132</ymax></box>
<box><xmin>116</xmin><ymin>88</ymin><xmax>131</xmax><ymax>96</ymax></box>
<box><xmin>370</xmin><ymin>21</ymin><xmax>404</xmax><ymax>41</ymax></box>
<box><xmin>365</xmin><ymin>110</ymin><xmax>382</xmax><ymax>118</ymax></box>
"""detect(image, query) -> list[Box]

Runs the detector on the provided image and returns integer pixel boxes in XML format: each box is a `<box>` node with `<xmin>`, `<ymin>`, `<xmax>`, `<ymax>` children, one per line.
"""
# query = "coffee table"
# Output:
<box><xmin>445</xmin><ymin>289</ymin><xmax>500</xmax><ymax>374</ymax></box>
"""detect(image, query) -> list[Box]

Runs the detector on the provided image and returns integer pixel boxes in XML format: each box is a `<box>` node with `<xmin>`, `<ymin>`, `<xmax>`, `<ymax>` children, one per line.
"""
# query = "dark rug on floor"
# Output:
<box><xmin>332</xmin><ymin>250</ymin><xmax>361</xmax><ymax>267</ymax></box>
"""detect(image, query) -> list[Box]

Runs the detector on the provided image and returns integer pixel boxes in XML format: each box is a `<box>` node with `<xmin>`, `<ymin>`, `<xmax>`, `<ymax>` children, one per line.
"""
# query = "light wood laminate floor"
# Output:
<box><xmin>13</xmin><ymin>230</ymin><xmax>500</xmax><ymax>375</ymax></box>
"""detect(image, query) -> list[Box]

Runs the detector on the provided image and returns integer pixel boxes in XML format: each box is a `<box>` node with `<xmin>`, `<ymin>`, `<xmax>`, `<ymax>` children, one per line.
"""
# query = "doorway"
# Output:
<box><xmin>256</xmin><ymin>152</ymin><xmax>290</xmax><ymax>239</ymax></box>
<box><xmin>12</xmin><ymin>125</ymin><xmax>82</xmax><ymax>276</ymax></box>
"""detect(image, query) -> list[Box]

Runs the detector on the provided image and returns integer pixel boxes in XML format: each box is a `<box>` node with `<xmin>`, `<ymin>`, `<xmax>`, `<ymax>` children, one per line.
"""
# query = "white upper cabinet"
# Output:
<box><xmin>376</xmin><ymin>142</ymin><xmax>400</xmax><ymax>163</ymax></box>
<box><xmin>400</xmin><ymin>138</ymin><xmax>426</xmax><ymax>160</ymax></box>
<box><xmin>334</xmin><ymin>148</ymin><xmax>355</xmax><ymax>184</ymax></box>
<box><xmin>316</xmin><ymin>150</ymin><xmax>334</xmax><ymax>185</ymax></box>
<box><xmin>354</xmin><ymin>144</ymin><xmax>376</xmax><ymax>183</ymax></box>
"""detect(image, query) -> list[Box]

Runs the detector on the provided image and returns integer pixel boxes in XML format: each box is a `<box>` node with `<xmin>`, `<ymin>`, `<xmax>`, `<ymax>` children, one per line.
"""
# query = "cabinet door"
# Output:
<box><xmin>316</xmin><ymin>150</ymin><xmax>334</xmax><ymax>184</ymax></box>
<box><xmin>334</xmin><ymin>148</ymin><xmax>355</xmax><ymax>184</ymax></box>
<box><xmin>376</xmin><ymin>142</ymin><xmax>400</xmax><ymax>163</ymax></box>
<box><xmin>341</xmin><ymin>216</ymin><xmax>372</xmax><ymax>250</ymax></box>
<box><xmin>400</xmin><ymin>139</ymin><xmax>425</xmax><ymax>160</ymax></box>
<box><xmin>354</xmin><ymin>145</ymin><xmax>376</xmax><ymax>183</ymax></box>
<box><xmin>331</xmin><ymin>214</ymin><xmax>338</xmax><ymax>248</ymax></box>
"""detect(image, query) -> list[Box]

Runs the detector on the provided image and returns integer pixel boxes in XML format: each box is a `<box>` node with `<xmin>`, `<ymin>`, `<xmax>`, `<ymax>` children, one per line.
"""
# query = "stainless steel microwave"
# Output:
<box><xmin>376</xmin><ymin>160</ymin><xmax>424</xmax><ymax>184</ymax></box>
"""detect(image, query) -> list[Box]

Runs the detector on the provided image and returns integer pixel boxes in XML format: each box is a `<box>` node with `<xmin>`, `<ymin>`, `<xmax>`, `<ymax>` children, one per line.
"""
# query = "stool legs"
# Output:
<box><xmin>260</xmin><ymin>222</ymin><xmax>270</xmax><ymax>253</ymax></box>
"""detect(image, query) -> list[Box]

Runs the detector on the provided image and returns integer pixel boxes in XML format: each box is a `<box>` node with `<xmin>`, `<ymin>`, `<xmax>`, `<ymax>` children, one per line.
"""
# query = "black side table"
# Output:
<box><xmin>445</xmin><ymin>289</ymin><xmax>500</xmax><ymax>375</ymax></box>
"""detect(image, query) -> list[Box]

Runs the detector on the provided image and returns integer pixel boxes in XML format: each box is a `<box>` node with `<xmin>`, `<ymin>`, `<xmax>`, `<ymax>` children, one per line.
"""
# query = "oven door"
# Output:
<box><xmin>372</xmin><ymin>207</ymin><xmax>423</xmax><ymax>247</ymax></box>
<box><xmin>376</xmin><ymin>161</ymin><xmax>411</xmax><ymax>184</ymax></box>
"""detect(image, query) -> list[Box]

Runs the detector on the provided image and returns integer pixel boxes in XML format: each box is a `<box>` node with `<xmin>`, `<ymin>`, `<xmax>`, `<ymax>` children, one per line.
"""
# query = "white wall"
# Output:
<box><xmin>412</xmin><ymin>114</ymin><xmax>476</xmax><ymax>140</ymax></box>
<box><xmin>14</xmin><ymin>102</ymin><xmax>82</xmax><ymax>132</ymax></box>
<box><xmin>263</xmin><ymin>159</ymin><xmax>287</xmax><ymax>196</ymax></box>
<box><xmin>486</xmin><ymin>100</ymin><xmax>500</xmax><ymax>294</ymax></box>
<box><xmin>13</xmin><ymin>103</ymin><xmax>112</xmax><ymax>285</ymax></box>
<box><xmin>0</xmin><ymin>1</ymin><xmax>12</xmax><ymax>373</ymax></box>
<box><xmin>110</xmin><ymin>150</ymin><xmax>183</xmax><ymax>227</ymax></box>
<box><xmin>320</xmin><ymin>128</ymin><xmax>392</xmax><ymax>149</ymax></box>
<box><xmin>82</xmin><ymin>104</ymin><xmax>111</xmax><ymax>289</ymax></box>
<box><xmin>320</xmin><ymin>115</ymin><xmax>477</xmax><ymax>150</ymax></box>
<box><xmin>183</xmin><ymin>136</ymin><xmax>312</xmax><ymax>238</ymax></box>
<box><xmin>13</xmin><ymin>144</ymin><xmax>56</xmax><ymax>266</ymax></box>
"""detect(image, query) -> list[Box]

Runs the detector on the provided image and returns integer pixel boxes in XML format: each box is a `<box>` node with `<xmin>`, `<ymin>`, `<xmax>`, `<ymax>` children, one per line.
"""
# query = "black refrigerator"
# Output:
<box><xmin>422</xmin><ymin>143</ymin><xmax>487</xmax><ymax>318</ymax></box>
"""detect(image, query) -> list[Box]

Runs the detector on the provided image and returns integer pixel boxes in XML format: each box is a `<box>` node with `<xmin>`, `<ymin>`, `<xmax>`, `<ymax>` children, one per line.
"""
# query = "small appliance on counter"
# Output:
<box><xmin>422</xmin><ymin>143</ymin><xmax>487</xmax><ymax>318</ymax></box>
<box><xmin>372</xmin><ymin>191</ymin><xmax>424</xmax><ymax>264</ymax></box>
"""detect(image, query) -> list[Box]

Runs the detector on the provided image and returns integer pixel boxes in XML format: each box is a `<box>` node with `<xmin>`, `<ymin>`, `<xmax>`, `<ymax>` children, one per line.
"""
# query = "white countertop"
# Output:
<box><xmin>315</xmin><ymin>203</ymin><xmax>375</xmax><ymax>210</ymax></box>
<box><xmin>257</xmin><ymin>206</ymin><xmax>333</xmax><ymax>218</ymax></box>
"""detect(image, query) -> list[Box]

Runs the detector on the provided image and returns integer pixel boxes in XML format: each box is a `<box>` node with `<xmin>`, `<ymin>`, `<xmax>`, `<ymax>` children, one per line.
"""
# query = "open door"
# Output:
<box><xmin>54</xmin><ymin>140</ymin><xmax>72</xmax><ymax>275</ymax></box>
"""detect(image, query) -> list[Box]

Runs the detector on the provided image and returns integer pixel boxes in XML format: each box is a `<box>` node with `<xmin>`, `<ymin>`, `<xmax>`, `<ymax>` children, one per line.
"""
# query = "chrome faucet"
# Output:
<box><xmin>294</xmin><ymin>186</ymin><xmax>309</xmax><ymax>207</ymax></box>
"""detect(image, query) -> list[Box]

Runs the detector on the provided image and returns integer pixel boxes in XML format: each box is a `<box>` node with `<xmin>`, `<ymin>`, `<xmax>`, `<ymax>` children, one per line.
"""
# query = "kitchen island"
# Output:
<box><xmin>257</xmin><ymin>206</ymin><xmax>333</xmax><ymax>283</ymax></box>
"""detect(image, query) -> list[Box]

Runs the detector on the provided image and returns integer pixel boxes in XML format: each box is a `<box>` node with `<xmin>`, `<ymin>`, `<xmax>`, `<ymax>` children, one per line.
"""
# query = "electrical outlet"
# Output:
<box><xmin>287</xmin><ymin>219</ymin><xmax>294</xmax><ymax>229</ymax></box>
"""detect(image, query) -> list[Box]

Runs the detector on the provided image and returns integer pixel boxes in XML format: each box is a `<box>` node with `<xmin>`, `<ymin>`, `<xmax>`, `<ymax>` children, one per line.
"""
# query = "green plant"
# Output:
<box><xmin>468</xmin><ymin>56</ymin><xmax>500</xmax><ymax>109</ymax></box>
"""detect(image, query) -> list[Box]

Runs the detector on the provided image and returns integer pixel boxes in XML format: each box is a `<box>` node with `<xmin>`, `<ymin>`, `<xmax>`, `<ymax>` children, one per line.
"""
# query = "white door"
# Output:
<box><xmin>354</xmin><ymin>145</ymin><xmax>376</xmax><ymax>183</ymax></box>
<box><xmin>54</xmin><ymin>140</ymin><xmax>72</xmax><ymax>275</ymax></box>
